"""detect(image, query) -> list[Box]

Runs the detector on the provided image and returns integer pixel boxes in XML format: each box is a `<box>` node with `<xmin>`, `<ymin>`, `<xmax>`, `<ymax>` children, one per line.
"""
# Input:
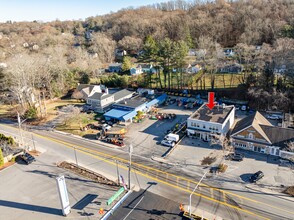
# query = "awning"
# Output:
<box><xmin>122</xmin><ymin>110</ymin><xmax>137</xmax><ymax>121</ymax></box>
<box><xmin>104</xmin><ymin>109</ymin><xmax>131</xmax><ymax>120</ymax></box>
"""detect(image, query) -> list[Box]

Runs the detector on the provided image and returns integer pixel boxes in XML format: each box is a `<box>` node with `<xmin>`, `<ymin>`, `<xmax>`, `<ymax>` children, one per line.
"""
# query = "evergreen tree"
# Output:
<box><xmin>121</xmin><ymin>56</ymin><xmax>133</xmax><ymax>73</ymax></box>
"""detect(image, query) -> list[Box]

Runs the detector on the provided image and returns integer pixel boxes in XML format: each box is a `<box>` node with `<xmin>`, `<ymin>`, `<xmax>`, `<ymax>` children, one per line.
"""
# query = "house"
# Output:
<box><xmin>223</xmin><ymin>48</ymin><xmax>235</xmax><ymax>57</ymax></box>
<box><xmin>231</xmin><ymin>111</ymin><xmax>294</xmax><ymax>156</ymax></box>
<box><xmin>187</xmin><ymin>104</ymin><xmax>235</xmax><ymax>141</ymax></box>
<box><xmin>140</xmin><ymin>64</ymin><xmax>157</xmax><ymax>74</ymax></box>
<box><xmin>108</xmin><ymin>63</ymin><xmax>122</xmax><ymax>73</ymax></box>
<box><xmin>87</xmin><ymin>89</ymin><xmax>134</xmax><ymax>113</ymax></box>
<box><xmin>186</xmin><ymin>64</ymin><xmax>202</xmax><ymax>73</ymax></box>
<box><xmin>218</xmin><ymin>63</ymin><xmax>243</xmax><ymax>73</ymax></box>
<box><xmin>73</xmin><ymin>84</ymin><xmax>108</xmax><ymax>100</ymax></box>
<box><xmin>130</xmin><ymin>65</ymin><xmax>143</xmax><ymax>75</ymax></box>
<box><xmin>115</xmin><ymin>49</ymin><xmax>127</xmax><ymax>57</ymax></box>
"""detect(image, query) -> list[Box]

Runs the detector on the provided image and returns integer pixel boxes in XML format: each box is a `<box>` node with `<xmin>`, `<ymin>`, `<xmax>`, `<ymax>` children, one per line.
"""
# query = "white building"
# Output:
<box><xmin>87</xmin><ymin>89</ymin><xmax>134</xmax><ymax>113</ymax></box>
<box><xmin>187</xmin><ymin>104</ymin><xmax>235</xmax><ymax>141</ymax></box>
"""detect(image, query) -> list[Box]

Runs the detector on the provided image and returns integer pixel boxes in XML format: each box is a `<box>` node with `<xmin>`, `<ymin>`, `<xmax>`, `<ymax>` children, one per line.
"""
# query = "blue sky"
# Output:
<box><xmin>0</xmin><ymin>0</ymin><xmax>166</xmax><ymax>22</ymax></box>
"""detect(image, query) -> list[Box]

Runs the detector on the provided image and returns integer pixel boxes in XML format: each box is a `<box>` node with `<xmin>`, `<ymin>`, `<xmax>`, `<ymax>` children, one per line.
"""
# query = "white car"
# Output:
<box><xmin>266</xmin><ymin>115</ymin><xmax>279</xmax><ymax>120</ymax></box>
<box><xmin>102</xmin><ymin>123</ymin><xmax>112</xmax><ymax>131</ymax></box>
<box><xmin>161</xmin><ymin>139</ymin><xmax>175</xmax><ymax>147</ymax></box>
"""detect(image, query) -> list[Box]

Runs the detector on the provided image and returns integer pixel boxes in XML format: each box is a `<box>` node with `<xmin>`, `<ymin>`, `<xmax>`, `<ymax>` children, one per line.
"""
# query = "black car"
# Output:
<box><xmin>225</xmin><ymin>153</ymin><xmax>244</xmax><ymax>161</ymax></box>
<box><xmin>18</xmin><ymin>152</ymin><xmax>36</xmax><ymax>165</ymax></box>
<box><xmin>249</xmin><ymin>171</ymin><xmax>264</xmax><ymax>183</ymax></box>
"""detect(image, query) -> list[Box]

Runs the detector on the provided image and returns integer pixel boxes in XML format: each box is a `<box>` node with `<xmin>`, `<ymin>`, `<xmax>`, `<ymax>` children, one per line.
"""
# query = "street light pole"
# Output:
<box><xmin>189</xmin><ymin>171</ymin><xmax>208</xmax><ymax>218</ymax></box>
<box><xmin>128</xmin><ymin>144</ymin><xmax>133</xmax><ymax>190</ymax></box>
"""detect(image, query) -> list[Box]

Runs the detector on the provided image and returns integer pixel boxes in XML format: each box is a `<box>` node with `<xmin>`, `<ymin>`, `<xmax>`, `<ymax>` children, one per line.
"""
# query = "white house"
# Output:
<box><xmin>87</xmin><ymin>89</ymin><xmax>134</xmax><ymax>113</ymax></box>
<box><xmin>130</xmin><ymin>65</ymin><xmax>143</xmax><ymax>75</ymax></box>
<box><xmin>74</xmin><ymin>84</ymin><xmax>108</xmax><ymax>100</ymax></box>
<box><xmin>187</xmin><ymin>104</ymin><xmax>235</xmax><ymax>141</ymax></box>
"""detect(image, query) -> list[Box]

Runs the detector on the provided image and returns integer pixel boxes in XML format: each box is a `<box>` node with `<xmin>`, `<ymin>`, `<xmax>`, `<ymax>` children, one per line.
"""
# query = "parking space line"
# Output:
<box><xmin>210</xmin><ymin>188</ymin><xmax>214</xmax><ymax>199</ymax></box>
<box><xmin>223</xmin><ymin>192</ymin><xmax>227</xmax><ymax>203</ymax></box>
<box><xmin>3</xmin><ymin>124</ymin><xmax>293</xmax><ymax>217</ymax></box>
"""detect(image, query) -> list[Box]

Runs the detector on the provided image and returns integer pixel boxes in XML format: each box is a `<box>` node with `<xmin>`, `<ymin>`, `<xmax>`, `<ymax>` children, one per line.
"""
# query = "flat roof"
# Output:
<box><xmin>190</xmin><ymin>104</ymin><xmax>234</xmax><ymax>124</ymax></box>
<box><xmin>115</xmin><ymin>96</ymin><xmax>147</xmax><ymax>109</ymax></box>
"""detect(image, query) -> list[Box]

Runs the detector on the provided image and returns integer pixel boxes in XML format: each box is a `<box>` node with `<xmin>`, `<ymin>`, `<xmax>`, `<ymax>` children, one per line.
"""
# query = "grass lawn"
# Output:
<box><xmin>0</xmin><ymin>104</ymin><xmax>17</xmax><ymax>118</ymax></box>
<box><xmin>149</xmin><ymin>72</ymin><xmax>245</xmax><ymax>90</ymax></box>
<box><xmin>55</xmin><ymin>112</ymin><xmax>98</xmax><ymax>138</ymax></box>
<box><xmin>36</xmin><ymin>99</ymin><xmax>84</xmax><ymax>123</ymax></box>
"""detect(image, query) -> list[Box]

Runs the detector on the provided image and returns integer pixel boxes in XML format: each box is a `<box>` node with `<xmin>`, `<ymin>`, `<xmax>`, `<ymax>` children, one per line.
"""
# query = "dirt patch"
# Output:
<box><xmin>0</xmin><ymin>161</ymin><xmax>15</xmax><ymax>171</ymax></box>
<box><xmin>285</xmin><ymin>186</ymin><xmax>294</xmax><ymax>196</ymax></box>
<box><xmin>201</xmin><ymin>156</ymin><xmax>217</xmax><ymax>165</ymax></box>
<box><xmin>29</xmin><ymin>150</ymin><xmax>41</xmax><ymax>156</ymax></box>
<box><xmin>58</xmin><ymin>161</ymin><xmax>119</xmax><ymax>187</ymax></box>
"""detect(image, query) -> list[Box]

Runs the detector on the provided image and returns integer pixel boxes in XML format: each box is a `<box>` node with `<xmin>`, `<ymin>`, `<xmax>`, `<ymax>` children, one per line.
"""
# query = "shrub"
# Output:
<box><xmin>0</xmin><ymin>148</ymin><xmax>4</xmax><ymax>166</ymax></box>
<box><xmin>24</xmin><ymin>107</ymin><xmax>38</xmax><ymax>119</ymax></box>
<box><xmin>285</xmin><ymin>186</ymin><xmax>294</xmax><ymax>196</ymax></box>
<box><xmin>201</xmin><ymin>156</ymin><xmax>216</xmax><ymax>165</ymax></box>
<box><xmin>218</xmin><ymin>164</ymin><xmax>228</xmax><ymax>173</ymax></box>
<box><xmin>10</xmin><ymin>157</ymin><xmax>15</xmax><ymax>163</ymax></box>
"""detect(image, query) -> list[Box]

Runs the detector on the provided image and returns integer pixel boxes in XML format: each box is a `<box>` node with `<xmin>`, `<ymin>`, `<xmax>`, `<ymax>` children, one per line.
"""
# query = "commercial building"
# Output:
<box><xmin>187</xmin><ymin>104</ymin><xmax>235</xmax><ymax>141</ymax></box>
<box><xmin>104</xmin><ymin>93</ymin><xmax>167</xmax><ymax>123</ymax></box>
<box><xmin>231</xmin><ymin>111</ymin><xmax>294</xmax><ymax>156</ymax></box>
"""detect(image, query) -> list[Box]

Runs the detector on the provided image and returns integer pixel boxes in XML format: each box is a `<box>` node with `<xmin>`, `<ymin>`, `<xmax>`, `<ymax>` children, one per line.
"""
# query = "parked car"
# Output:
<box><xmin>225</xmin><ymin>153</ymin><xmax>244</xmax><ymax>161</ymax></box>
<box><xmin>102</xmin><ymin>123</ymin><xmax>112</xmax><ymax>131</ymax></box>
<box><xmin>161</xmin><ymin>139</ymin><xmax>175</xmax><ymax>147</ymax></box>
<box><xmin>266</xmin><ymin>115</ymin><xmax>279</xmax><ymax>120</ymax></box>
<box><xmin>249</xmin><ymin>171</ymin><xmax>264</xmax><ymax>183</ymax></box>
<box><xmin>17</xmin><ymin>152</ymin><xmax>36</xmax><ymax>165</ymax></box>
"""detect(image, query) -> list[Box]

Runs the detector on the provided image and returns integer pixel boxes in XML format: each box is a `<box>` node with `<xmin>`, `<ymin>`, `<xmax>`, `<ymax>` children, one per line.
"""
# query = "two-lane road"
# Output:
<box><xmin>1</xmin><ymin>123</ymin><xmax>293</xmax><ymax>220</ymax></box>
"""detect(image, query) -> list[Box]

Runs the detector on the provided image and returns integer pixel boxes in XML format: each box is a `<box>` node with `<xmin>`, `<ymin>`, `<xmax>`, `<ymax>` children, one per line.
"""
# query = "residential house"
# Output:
<box><xmin>108</xmin><ymin>63</ymin><xmax>122</xmax><ymax>73</ymax></box>
<box><xmin>87</xmin><ymin>89</ymin><xmax>134</xmax><ymax>113</ymax></box>
<box><xmin>230</xmin><ymin>111</ymin><xmax>294</xmax><ymax>156</ymax></box>
<box><xmin>130</xmin><ymin>65</ymin><xmax>143</xmax><ymax>75</ymax></box>
<box><xmin>74</xmin><ymin>84</ymin><xmax>107</xmax><ymax>100</ymax></box>
<box><xmin>218</xmin><ymin>63</ymin><xmax>243</xmax><ymax>73</ymax></box>
<box><xmin>186</xmin><ymin>64</ymin><xmax>202</xmax><ymax>73</ymax></box>
<box><xmin>187</xmin><ymin>104</ymin><xmax>235</xmax><ymax>141</ymax></box>
<box><xmin>140</xmin><ymin>64</ymin><xmax>157</xmax><ymax>74</ymax></box>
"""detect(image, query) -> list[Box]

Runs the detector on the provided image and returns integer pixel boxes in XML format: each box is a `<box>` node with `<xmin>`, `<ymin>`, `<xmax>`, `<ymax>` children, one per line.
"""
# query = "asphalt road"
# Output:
<box><xmin>108</xmin><ymin>189</ymin><xmax>182</xmax><ymax>220</ymax></box>
<box><xmin>1</xmin><ymin>123</ymin><xmax>294</xmax><ymax>220</ymax></box>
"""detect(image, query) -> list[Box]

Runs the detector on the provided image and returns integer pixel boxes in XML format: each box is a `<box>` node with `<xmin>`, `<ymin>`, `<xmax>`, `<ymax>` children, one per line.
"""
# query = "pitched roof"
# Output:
<box><xmin>113</xmin><ymin>89</ymin><xmax>134</xmax><ymax>102</ymax></box>
<box><xmin>260</xmin><ymin>125</ymin><xmax>294</xmax><ymax>148</ymax></box>
<box><xmin>231</xmin><ymin>111</ymin><xmax>272</xmax><ymax>143</ymax></box>
<box><xmin>88</xmin><ymin>92</ymin><xmax>113</xmax><ymax>100</ymax></box>
<box><xmin>231</xmin><ymin>111</ymin><xmax>294</xmax><ymax>147</ymax></box>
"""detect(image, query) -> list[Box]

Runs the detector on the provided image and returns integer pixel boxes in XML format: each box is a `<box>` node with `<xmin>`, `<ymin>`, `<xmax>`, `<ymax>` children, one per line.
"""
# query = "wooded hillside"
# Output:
<box><xmin>0</xmin><ymin>0</ymin><xmax>293</xmax><ymax>114</ymax></box>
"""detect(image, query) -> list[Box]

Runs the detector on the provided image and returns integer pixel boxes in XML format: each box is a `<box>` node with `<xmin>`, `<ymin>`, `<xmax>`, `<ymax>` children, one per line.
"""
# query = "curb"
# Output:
<box><xmin>101</xmin><ymin>189</ymin><xmax>133</xmax><ymax>220</ymax></box>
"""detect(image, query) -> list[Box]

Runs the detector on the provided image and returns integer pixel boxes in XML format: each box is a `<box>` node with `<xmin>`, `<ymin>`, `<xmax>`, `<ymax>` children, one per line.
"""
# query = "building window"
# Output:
<box><xmin>197</xmin><ymin>124</ymin><xmax>199</xmax><ymax>127</ymax></box>
<box><xmin>248</xmin><ymin>133</ymin><xmax>254</xmax><ymax>139</ymax></box>
<box><xmin>203</xmin><ymin>125</ymin><xmax>206</xmax><ymax>129</ymax></box>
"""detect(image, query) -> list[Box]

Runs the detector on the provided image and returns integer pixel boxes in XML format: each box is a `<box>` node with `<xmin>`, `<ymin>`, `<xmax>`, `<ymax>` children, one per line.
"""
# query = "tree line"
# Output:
<box><xmin>0</xmin><ymin>0</ymin><xmax>294</xmax><ymax>115</ymax></box>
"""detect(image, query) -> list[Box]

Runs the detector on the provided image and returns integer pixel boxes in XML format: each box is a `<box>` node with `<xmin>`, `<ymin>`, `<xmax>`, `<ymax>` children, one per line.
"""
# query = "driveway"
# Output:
<box><xmin>124</xmin><ymin>103</ymin><xmax>194</xmax><ymax>158</ymax></box>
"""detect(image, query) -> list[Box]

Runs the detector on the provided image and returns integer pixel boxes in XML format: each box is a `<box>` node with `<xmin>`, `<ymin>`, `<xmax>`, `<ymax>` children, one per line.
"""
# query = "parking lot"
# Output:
<box><xmin>0</xmin><ymin>153</ymin><xmax>120</xmax><ymax>220</ymax></box>
<box><xmin>124</xmin><ymin>100</ymin><xmax>194</xmax><ymax>158</ymax></box>
<box><xmin>222</xmin><ymin>149</ymin><xmax>294</xmax><ymax>187</ymax></box>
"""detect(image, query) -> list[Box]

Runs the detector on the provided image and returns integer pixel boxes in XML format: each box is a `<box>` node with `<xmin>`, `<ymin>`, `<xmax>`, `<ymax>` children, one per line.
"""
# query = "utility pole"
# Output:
<box><xmin>17</xmin><ymin>112</ymin><xmax>26</xmax><ymax>149</ymax></box>
<box><xmin>73</xmin><ymin>146</ymin><xmax>78</xmax><ymax>167</ymax></box>
<box><xmin>128</xmin><ymin>144</ymin><xmax>133</xmax><ymax>190</ymax></box>
<box><xmin>189</xmin><ymin>171</ymin><xmax>208</xmax><ymax>219</ymax></box>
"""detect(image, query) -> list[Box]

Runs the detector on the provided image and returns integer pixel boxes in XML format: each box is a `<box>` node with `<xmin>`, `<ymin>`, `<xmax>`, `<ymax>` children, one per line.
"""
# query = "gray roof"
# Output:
<box><xmin>115</xmin><ymin>96</ymin><xmax>147</xmax><ymax>108</ymax></box>
<box><xmin>113</xmin><ymin>89</ymin><xmax>134</xmax><ymax>102</ymax></box>
<box><xmin>231</xmin><ymin>111</ymin><xmax>272</xmax><ymax>143</ymax></box>
<box><xmin>190</xmin><ymin>104</ymin><xmax>234</xmax><ymax>124</ymax></box>
<box><xmin>88</xmin><ymin>92</ymin><xmax>113</xmax><ymax>100</ymax></box>
<box><xmin>260</xmin><ymin>125</ymin><xmax>294</xmax><ymax>148</ymax></box>
<box><xmin>231</xmin><ymin>111</ymin><xmax>294</xmax><ymax>148</ymax></box>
